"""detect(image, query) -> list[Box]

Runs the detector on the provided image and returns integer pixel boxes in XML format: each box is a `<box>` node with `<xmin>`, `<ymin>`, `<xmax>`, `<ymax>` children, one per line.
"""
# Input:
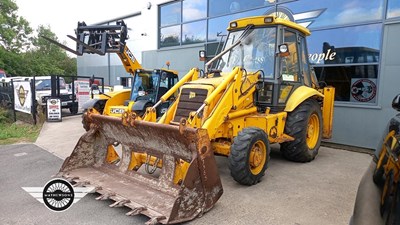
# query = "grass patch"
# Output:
<box><xmin>0</xmin><ymin>122</ymin><xmax>42</xmax><ymax>145</ymax></box>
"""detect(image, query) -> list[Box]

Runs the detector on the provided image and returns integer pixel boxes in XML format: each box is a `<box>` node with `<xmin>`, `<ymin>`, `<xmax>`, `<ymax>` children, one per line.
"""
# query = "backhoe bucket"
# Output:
<box><xmin>58</xmin><ymin>114</ymin><xmax>223</xmax><ymax>224</ymax></box>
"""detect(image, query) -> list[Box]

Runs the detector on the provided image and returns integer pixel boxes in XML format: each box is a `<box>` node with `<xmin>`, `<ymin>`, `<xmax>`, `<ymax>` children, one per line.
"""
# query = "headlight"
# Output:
<box><xmin>69</xmin><ymin>94</ymin><xmax>73</xmax><ymax>100</ymax></box>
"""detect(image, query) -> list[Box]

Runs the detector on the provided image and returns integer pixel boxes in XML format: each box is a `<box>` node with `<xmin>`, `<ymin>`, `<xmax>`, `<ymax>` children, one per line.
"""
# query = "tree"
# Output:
<box><xmin>0</xmin><ymin>0</ymin><xmax>33</xmax><ymax>53</ymax></box>
<box><xmin>0</xmin><ymin>0</ymin><xmax>76</xmax><ymax>77</ymax></box>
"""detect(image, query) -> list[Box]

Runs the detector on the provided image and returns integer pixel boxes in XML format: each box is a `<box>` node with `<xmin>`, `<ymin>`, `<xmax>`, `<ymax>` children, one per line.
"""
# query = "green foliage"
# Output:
<box><xmin>0</xmin><ymin>0</ymin><xmax>77</xmax><ymax>77</ymax></box>
<box><xmin>0</xmin><ymin>107</ymin><xmax>12</xmax><ymax>124</ymax></box>
<box><xmin>0</xmin><ymin>122</ymin><xmax>41</xmax><ymax>145</ymax></box>
<box><xmin>0</xmin><ymin>0</ymin><xmax>33</xmax><ymax>53</ymax></box>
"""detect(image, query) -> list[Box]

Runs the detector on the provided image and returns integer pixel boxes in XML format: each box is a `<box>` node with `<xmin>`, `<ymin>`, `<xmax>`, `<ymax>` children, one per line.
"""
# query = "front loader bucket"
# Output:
<box><xmin>58</xmin><ymin>114</ymin><xmax>223</xmax><ymax>224</ymax></box>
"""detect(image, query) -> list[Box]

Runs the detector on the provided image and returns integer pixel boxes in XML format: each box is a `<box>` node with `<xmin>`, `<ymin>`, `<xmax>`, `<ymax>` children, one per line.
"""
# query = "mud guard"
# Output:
<box><xmin>131</xmin><ymin>99</ymin><xmax>152</xmax><ymax>112</ymax></box>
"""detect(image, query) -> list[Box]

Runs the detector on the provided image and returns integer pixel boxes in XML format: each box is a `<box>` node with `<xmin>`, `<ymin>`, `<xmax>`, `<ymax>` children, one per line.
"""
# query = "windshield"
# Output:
<box><xmin>217</xmin><ymin>27</ymin><xmax>277</xmax><ymax>78</ymax></box>
<box><xmin>35</xmin><ymin>78</ymin><xmax>66</xmax><ymax>91</ymax></box>
<box><xmin>0</xmin><ymin>72</ymin><xmax>5</xmax><ymax>78</ymax></box>
<box><xmin>130</xmin><ymin>71</ymin><xmax>160</xmax><ymax>101</ymax></box>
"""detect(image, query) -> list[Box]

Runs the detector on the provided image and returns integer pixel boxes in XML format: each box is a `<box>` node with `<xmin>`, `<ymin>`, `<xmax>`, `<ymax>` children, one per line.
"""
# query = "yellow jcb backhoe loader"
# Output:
<box><xmin>57</xmin><ymin>16</ymin><xmax>335</xmax><ymax>224</ymax></box>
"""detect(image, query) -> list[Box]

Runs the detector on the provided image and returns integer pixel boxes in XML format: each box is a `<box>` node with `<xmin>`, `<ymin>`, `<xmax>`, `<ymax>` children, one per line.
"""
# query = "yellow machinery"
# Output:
<box><xmin>58</xmin><ymin>16</ymin><xmax>335</xmax><ymax>224</ymax></box>
<box><xmin>44</xmin><ymin>20</ymin><xmax>182</xmax><ymax>130</ymax></box>
<box><xmin>371</xmin><ymin>94</ymin><xmax>400</xmax><ymax>224</ymax></box>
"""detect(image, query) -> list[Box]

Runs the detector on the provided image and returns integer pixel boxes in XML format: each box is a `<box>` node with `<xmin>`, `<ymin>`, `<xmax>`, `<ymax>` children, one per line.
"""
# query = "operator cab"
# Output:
<box><xmin>129</xmin><ymin>69</ymin><xmax>179</xmax><ymax>116</ymax></box>
<box><xmin>214</xmin><ymin>16</ymin><xmax>319</xmax><ymax>112</ymax></box>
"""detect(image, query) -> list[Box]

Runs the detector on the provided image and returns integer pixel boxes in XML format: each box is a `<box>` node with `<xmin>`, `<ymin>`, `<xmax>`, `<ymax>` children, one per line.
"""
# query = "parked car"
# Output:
<box><xmin>35</xmin><ymin>76</ymin><xmax>79</xmax><ymax>114</ymax></box>
<box><xmin>350</xmin><ymin>93</ymin><xmax>400</xmax><ymax>225</ymax></box>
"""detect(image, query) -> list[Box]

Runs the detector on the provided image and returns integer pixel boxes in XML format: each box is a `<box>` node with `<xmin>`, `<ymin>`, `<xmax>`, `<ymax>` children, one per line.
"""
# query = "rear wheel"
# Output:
<box><xmin>280</xmin><ymin>99</ymin><xmax>322</xmax><ymax>162</ymax></box>
<box><xmin>228</xmin><ymin>127</ymin><xmax>270</xmax><ymax>185</ymax></box>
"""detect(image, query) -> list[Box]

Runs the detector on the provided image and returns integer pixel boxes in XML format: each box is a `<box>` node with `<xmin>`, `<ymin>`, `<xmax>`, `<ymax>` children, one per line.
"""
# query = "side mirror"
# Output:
<box><xmin>392</xmin><ymin>94</ymin><xmax>400</xmax><ymax>111</ymax></box>
<box><xmin>278</xmin><ymin>44</ymin><xmax>290</xmax><ymax>57</ymax></box>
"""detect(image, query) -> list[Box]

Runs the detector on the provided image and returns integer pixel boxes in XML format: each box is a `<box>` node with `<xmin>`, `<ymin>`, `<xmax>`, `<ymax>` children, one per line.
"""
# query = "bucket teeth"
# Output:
<box><xmin>89</xmin><ymin>186</ymin><xmax>102</xmax><ymax>193</ymax></box>
<box><xmin>95</xmin><ymin>192</ymin><xmax>115</xmax><ymax>200</ymax></box>
<box><xmin>145</xmin><ymin>216</ymin><xmax>166</xmax><ymax>225</ymax></box>
<box><xmin>126</xmin><ymin>207</ymin><xmax>145</xmax><ymax>216</ymax></box>
<box><xmin>64</xmin><ymin>176</ymin><xmax>79</xmax><ymax>183</ymax></box>
<box><xmin>109</xmin><ymin>199</ymin><xmax>130</xmax><ymax>208</ymax></box>
<box><xmin>73</xmin><ymin>181</ymin><xmax>90</xmax><ymax>187</ymax></box>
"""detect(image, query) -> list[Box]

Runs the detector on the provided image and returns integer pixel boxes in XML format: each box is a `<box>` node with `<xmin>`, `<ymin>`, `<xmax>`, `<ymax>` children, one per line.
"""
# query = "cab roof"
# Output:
<box><xmin>227</xmin><ymin>15</ymin><xmax>311</xmax><ymax>36</ymax></box>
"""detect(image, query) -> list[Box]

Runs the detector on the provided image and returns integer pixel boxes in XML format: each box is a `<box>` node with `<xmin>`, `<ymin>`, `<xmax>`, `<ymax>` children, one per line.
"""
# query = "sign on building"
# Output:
<box><xmin>13</xmin><ymin>81</ymin><xmax>32</xmax><ymax>114</ymax></box>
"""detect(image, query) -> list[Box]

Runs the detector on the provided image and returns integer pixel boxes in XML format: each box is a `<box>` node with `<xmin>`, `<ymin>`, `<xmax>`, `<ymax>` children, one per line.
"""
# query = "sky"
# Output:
<box><xmin>14</xmin><ymin>0</ymin><xmax>146</xmax><ymax>56</ymax></box>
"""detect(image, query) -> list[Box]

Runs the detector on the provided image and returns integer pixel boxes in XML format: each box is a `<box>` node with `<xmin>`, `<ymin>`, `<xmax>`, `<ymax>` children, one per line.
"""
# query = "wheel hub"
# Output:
<box><xmin>249</xmin><ymin>141</ymin><xmax>267</xmax><ymax>175</ymax></box>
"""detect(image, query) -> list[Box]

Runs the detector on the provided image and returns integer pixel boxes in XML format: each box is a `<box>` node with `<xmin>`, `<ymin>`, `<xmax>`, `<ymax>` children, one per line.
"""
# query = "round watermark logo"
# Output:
<box><xmin>42</xmin><ymin>179</ymin><xmax>75</xmax><ymax>212</ymax></box>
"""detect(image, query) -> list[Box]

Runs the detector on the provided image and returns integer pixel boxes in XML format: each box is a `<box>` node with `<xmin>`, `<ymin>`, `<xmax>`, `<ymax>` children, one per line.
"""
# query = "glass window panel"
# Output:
<box><xmin>307</xmin><ymin>24</ymin><xmax>381</xmax><ymax>65</ymax></box>
<box><xmin>387</xmin><ymin>0</ymin><xmax>400</xmax><ymax>19</ymax></box>
<box><xmin>208</xmin><ymin>8</ymin><xmax>268</xmax><ymax>42</ymax></box>
<box><xmin>315</xmin><ymin>65</ymin><xmax>378</xmax><ymax>103</ymax></box>
<box><xmin>160</xmin><ymin>25</ymin><xmax>181</xmax><ymax>47</ymax></box>
<box><xmin>183</xmin><ymin>0</ymin><xmax>207</xmax><ymax>22</ymax></box>
<box><xmin>299</xmin><ymin>36</ymin><xmax>311</xmax><ymax>86</ymax></box>
<box><xmin>280</xmin><ymin>0</ymin><xmax>383</xmax><ymax>29</ymax></box>
<box><xmin>182</xmin><ymin>20</ymin><xmax>206</xmax><ymax>45</ymax></box>
<box><xmin>160</xmin><ymin>2</ymin><xmax>181</xmax><ymax>27</ymax></box>
<box><xmin>281</xmin><ymin>30</ymin><xmax>299</xmax><ymax>82</ymax></box>
<box><xmin>209</xmin><ymin>0</ymin><xmax>268</xmax><ymax>17</ymax></box>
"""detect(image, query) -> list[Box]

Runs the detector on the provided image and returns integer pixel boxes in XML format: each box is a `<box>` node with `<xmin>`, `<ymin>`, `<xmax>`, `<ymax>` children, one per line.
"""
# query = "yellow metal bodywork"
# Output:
<box><xmin>227</xmin><ymin>16</ymin><xmax>311</xmax><ymax>36</ymax></box>
<box><xmin>102</xmin><ymin>89</ymin><xmax>131</xmax><ymax>117</ymax></box>
<box><xmin>321</xmin><ymin>87</ymin><xmax>335</xmax><ymax>139</ymax></box>
<box><xmin>284</xmin><ymin>86</ymin><xmax>323</xmax><ymax>112</ymax></box>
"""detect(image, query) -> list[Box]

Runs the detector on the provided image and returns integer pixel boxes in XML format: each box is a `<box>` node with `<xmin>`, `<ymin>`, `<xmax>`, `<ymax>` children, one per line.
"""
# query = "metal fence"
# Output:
<box><xmin>1</xmin><ymin>75</ymin><xmax>105</xmax><ymax>124</ymax></box>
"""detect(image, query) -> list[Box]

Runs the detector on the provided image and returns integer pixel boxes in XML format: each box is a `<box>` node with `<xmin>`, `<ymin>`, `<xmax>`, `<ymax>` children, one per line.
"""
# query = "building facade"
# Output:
<box><xmin>77</xmin><ymin>0</ymin><xmax>400</xmax><ymax>150</ymax></box>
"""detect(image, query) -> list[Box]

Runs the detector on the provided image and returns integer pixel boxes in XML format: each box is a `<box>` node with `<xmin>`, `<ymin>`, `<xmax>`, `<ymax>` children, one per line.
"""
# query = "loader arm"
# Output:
<box><xmin>183</xmin><ymin>67</ymin><xmax>259</xmax><ymax>140</ymax></box>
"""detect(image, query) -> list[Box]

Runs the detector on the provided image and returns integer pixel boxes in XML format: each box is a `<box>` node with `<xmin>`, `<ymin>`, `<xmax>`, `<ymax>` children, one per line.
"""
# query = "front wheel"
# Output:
<box><xmin>280</xmin><ymin>99</ymin><xmax>322</xmax><ymax>162</ymax></box>
<box><xmin>228</xmin><ymin>127</ymin><xmax>270</xmax><ymax>186</ymax></box>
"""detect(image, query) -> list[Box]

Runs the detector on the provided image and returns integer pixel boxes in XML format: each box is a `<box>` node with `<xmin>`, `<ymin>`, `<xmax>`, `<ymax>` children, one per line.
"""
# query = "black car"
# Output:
<box><xmin>350</xmin><ymin>94</ymin><xmax>400</xmax><ymax>225</ymax></box>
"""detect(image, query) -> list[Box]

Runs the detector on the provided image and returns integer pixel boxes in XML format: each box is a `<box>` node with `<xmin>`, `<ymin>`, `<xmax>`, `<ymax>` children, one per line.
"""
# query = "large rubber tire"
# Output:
<box><xmin>386</xmin><ymin>183</ymin><xmax>400</xmax><ymax>225</ymax></box>
<box><xmin>381</xmin><ymin>170</ymin><xmax>395</xmax><ymax>217</ymax></box>
<box><xmin>280</xmin><ymin>99</ymin><xmax>322</xmax><ymax>162</ymax></box>
<box><xmin>228</xmin><ymin>127</ymin><xmax>270</xmax><ymax>186</ymax></box>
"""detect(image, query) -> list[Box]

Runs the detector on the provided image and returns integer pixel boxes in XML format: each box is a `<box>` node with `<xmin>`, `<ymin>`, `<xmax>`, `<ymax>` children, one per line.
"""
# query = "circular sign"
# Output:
<box><xmin>42</xmin><ymin>179</ymin><xmax>75</xmax><ymax>212</ymax></box>
<box><xmin>351</xmin><ymin>79</ymin><xmax>377</xmax><ymax>102</ymax></box>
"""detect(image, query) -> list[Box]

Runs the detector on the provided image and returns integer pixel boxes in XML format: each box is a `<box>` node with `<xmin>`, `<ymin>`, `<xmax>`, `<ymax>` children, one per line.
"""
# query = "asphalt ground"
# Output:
<box><xmin>0</xmin><ymin>115</ymin><xmax>373</xmax><ymax>225</ymax></box>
